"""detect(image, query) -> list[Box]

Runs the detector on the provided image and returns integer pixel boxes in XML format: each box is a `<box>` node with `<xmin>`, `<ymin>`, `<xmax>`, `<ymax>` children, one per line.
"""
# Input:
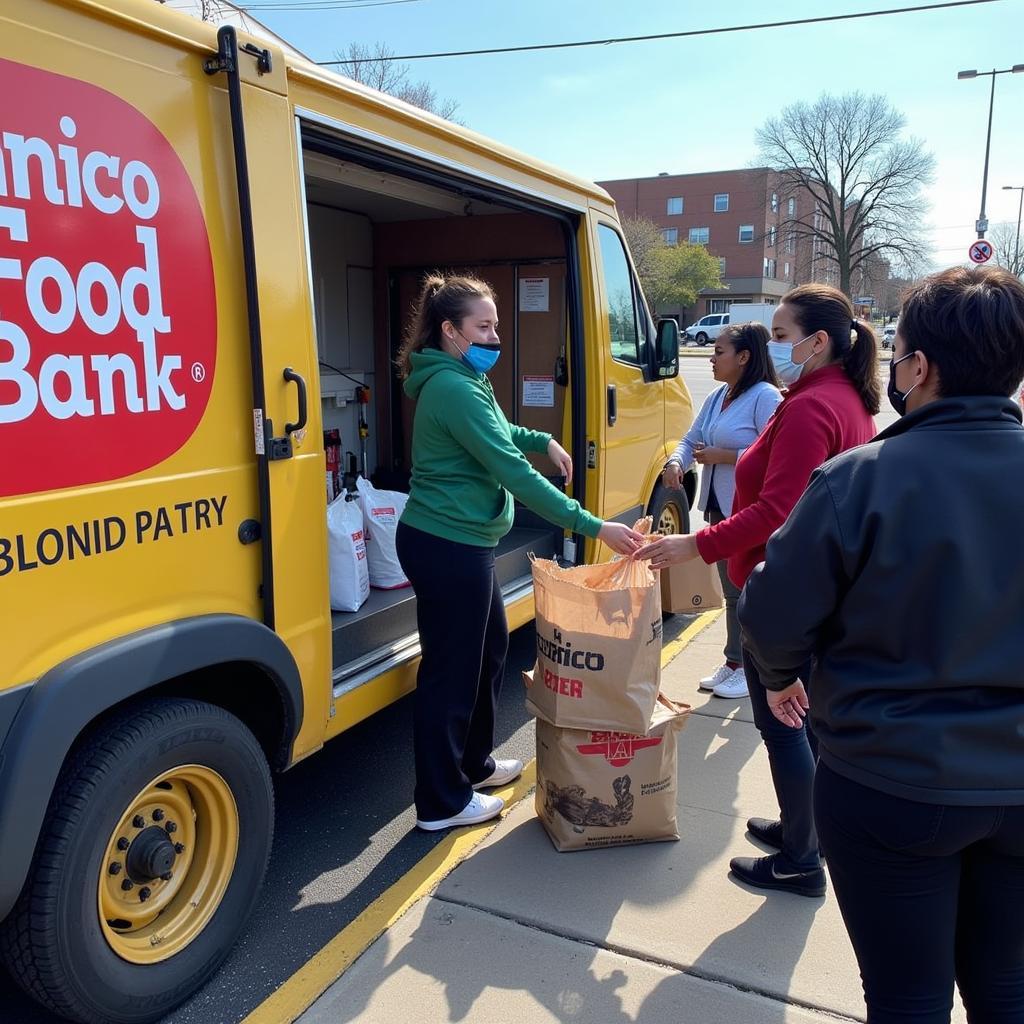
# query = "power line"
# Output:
<box><xmin>314</xmin><ymin>0</ymin><xmax>1004</xmax><ymax>64</ymax></box>
<box><xmin>240</xmin><ymin>0</ymin><xmax>420</xmax><ymax>10</ymax></box>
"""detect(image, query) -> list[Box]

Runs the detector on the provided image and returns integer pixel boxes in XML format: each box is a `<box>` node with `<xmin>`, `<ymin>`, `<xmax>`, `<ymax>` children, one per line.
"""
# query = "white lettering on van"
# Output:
<box><xmin>0</xmin><ymin>117</ymin><xmax>159</xmax><ymax>220</ymax></box>
<box><xmin>0</xmin><ymin>208</ymin><xmax>184</xmax><ymax>422</ymax></box>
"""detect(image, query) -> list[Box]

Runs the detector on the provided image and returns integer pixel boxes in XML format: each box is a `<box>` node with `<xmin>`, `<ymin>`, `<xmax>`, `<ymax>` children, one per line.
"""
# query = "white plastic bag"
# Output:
<box><xmin>356</xmin><ymin>476</ymin><xmax>410</xmax><ymax>590</ymax></box>
<box><xmin>327</xmin><ymin>494</ymin><xmax>370</xmax><ymax>612</ymax></box>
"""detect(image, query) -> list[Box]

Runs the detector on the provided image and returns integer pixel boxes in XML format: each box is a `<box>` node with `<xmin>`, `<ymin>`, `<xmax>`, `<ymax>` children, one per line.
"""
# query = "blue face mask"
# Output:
<box><xmin>767</xmin><ymin>334</ymin><xmax>814</xmax><ymax>386</ymax></box>
<box><xmin>454</xmin><ymin>329</ymin><xmax>501</xmax><ymax>374</ymax></box>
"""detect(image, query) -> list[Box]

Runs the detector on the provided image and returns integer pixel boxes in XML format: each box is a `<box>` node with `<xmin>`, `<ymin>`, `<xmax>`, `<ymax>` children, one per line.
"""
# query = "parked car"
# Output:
<box><xmin>684</xmin><ymin>313</ymin><xmax>729</xmax><ymax>345</ymax></box>
<box><xmin>882</xmin><ymin>324</ymin><xmax>897</xmax><ymax>349</ymax></box>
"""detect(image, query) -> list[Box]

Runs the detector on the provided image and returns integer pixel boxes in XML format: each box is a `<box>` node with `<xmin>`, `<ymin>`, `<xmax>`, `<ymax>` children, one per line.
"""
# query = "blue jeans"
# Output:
<box><xmin>816</xmin><ymin>762</ymin><xmax>1024</xmax><ymax>1023</ymax></box>
<box><xmin>744</xmin><ymin>650</ymin><xmax>819</xmax><ymax>869</ymax></box>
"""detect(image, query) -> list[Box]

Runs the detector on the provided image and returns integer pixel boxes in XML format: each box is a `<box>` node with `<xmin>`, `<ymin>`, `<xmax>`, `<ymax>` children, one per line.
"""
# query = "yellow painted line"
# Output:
<box><xmin>661</xmin><ymin>608</ymin><xmax>723</xmax><ymax>666</ymax></box>
<box><xmin>241</xmin><ymin>607</ymin><xmax>722</xmax><ymax>1024</ymax></box>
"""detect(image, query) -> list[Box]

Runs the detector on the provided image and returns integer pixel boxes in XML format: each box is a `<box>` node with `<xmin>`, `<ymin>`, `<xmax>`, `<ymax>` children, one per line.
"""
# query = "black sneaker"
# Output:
<box><xmin>729</xmin><ymin>853</ymin><xmax>827</xmax><ymax>898</ymax></box>
<box><xmin>746</xmin><ymin>817</ymin><xmax>783</xmax><ymax>850</ymax></box>
<box><xmin>746</xmin><ymin>817</ymin><xmax>826</xmax><ymax>861</ymax></box>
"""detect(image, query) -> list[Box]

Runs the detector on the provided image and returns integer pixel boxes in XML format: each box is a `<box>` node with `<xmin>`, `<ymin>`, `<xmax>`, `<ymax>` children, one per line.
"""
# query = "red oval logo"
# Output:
<box><xmin>0</xmin><ymin>58</ymin><xmax>216</xmax><ymax>498</ymax></box>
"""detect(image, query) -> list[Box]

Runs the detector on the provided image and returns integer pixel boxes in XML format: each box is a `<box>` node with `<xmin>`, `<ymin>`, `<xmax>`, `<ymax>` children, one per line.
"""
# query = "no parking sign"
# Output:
<box><xmin>969</xmin><ymin>240</ymin><xmax>994</xmax><ymax>264</ymax></box>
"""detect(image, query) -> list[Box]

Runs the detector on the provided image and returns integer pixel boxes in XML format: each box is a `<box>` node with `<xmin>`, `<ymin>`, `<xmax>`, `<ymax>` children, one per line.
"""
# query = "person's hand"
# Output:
<box><xmin>636</xmin><ymin>533</ymin><xmax>700</xmax><ymax>569</ymax></box>
<box><xmin>662</xmin><ymin>462</ymin><xmax>683</xmax><ymax>490</ymax></box>
<box><xmin>598</xmin><ymin>522</ymin><xmax>645</xmax><ymax>556</ymax></box>
<box><xmin>766</xmin><ymin>681</ymin><xmax>809</xmax><ymax>729</ymax></box>
<box><xmin>693</xmin><ymin>445</ymin><xmax>731</xmax><ymax>465</ymax></box>
<box><xmin>547</xmin><ymin>438</ymin><xmax>573</xmax><ymax>486</ymax></box>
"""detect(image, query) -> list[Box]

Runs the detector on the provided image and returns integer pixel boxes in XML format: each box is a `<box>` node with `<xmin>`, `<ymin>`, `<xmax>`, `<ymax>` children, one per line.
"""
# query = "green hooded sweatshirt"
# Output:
<box><xmin>401</xmin><ymin>349</ymin><xmax>603</xmax><ymax>547</ymax></box>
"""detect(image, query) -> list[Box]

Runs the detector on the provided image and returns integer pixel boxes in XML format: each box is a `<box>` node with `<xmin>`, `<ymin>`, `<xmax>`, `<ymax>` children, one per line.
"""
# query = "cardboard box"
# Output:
<box><xmin>660</xmin><ymin>558</ymin><xmax>724</xmax><ymax>614</ymax></box>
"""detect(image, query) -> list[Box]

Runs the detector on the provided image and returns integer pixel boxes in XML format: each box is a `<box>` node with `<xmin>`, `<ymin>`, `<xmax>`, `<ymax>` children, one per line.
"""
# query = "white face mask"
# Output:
<box><xmin>767</xmin><ymin>334</ymin><xmax>815</xmax><ymax>385</ymax></box>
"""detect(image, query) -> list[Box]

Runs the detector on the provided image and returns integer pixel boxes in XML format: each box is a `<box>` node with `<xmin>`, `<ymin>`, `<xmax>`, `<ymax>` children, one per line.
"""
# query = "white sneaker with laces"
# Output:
<box><xmin>472</xmin><ymin>758</ymin><xmax>524</xmax><ymax>790</ymax></box>
<box><xmin>416</xmin><ymin>792</ymin><xmax>504</xmax><ymax>832</ymax></box>
<box><xmin>712</xmin><ymin>666</ymin><xmax>749</xmax><ymax>699</ymax></box>
<box><xmin>699</xmin><ymin>663</ymin><xmax>736</xmax><ymax>692</ymax></box>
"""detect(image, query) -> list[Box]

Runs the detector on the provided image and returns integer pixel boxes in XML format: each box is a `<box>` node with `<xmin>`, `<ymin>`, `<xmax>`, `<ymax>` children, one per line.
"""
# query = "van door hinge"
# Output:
<box><xmin>587</xmin><ymin>441</ymin><xmax>597</xmax><ymax>469</ymax></box>
<box><xmin>204</xmin><ymin>41</ymin><xmax>272</xmax><ymax>77</ymax></box>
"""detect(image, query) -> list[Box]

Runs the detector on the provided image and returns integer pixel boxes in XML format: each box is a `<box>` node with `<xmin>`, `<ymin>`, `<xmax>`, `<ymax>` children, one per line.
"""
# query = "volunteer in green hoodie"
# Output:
<box><xmin>396</xmin><ymin>274</ymin><xmax>644</xmax><ymax>832</ymax></box>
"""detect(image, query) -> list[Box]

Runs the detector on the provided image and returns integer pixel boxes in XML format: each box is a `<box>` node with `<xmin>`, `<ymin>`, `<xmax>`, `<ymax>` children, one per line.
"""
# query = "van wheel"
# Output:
<box><xmin>0</xmin><ymin>699</ymin><xmax>273</xmax><ymax>1024</ymax></box>
<box><xmin>695</xmin><ymin>332</ymin><xmax>708</xmax><ymax>346</ymax></box>
<box><xmin>649</xmin><ymin>482</ymin><xmax>690</xmax><ymax>537</ymax></box>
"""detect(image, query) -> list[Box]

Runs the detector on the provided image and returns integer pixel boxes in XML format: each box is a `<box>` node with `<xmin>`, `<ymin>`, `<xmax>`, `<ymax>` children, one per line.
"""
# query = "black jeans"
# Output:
<box><xmin>815</xmin><ymin>762</ymin><xmax>1024</xmax><ymax>1023</ymax></box>
<box><xmin>744</xmin><ymin>650</ymin><xmax>819</xmax><ymax>868</ymax></box>
<box><xmin>396</xmin><ymin>522</ymin><xmax>507</xmax><ymax>821</ymax></box>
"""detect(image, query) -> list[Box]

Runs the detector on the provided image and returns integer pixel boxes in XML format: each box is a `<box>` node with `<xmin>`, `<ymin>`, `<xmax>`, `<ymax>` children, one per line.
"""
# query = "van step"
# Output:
<box><xmin>330</xmin><ymin>526</ymin><xmax>557</xmax><ymax>671</ymax></box>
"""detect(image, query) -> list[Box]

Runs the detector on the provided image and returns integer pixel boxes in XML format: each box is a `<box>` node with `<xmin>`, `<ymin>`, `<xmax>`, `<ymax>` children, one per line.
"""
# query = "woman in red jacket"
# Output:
<box><xmin>640</xmin><ymin>284</ymin><xmax>878</xmax><ymax>897</ymax></box>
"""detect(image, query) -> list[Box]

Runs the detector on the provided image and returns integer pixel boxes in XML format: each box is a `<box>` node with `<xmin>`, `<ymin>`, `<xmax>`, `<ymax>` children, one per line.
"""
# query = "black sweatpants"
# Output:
<box><xmin>396</xmin><ymin>522</ymin><xmax>507</xmax><ymax>821</ymax></box>
<box><xmin>815</xmin><ymin>762</ymin><xmax>1024</xmax><ymax>1023</ymax></box>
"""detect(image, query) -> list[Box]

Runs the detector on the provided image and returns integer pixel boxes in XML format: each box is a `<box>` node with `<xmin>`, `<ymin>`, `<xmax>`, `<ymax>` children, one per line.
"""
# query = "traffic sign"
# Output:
<box><xmin>969</xmin><ymin>240</ymin><xmax>994</xmax><ymax>264</ymax></box>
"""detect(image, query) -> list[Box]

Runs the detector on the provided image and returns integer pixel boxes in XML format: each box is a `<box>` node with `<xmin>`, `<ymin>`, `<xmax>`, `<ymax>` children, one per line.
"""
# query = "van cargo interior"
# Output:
<box><xmin>301</xmin><ymin>138</ymin><xmax>575</xmax><ymax>684</ymax></box>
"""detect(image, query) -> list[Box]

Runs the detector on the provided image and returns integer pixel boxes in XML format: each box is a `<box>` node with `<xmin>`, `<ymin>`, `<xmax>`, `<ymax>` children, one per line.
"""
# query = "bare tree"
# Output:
<box><xmin>335</xmin><ymin>42</ymin><xmax>460</xmax><ymax>122</ymax></box>
<box><xmin>990</xmin><ymin>221</ymin><xmax>1024</xmax><ymax>278</ymax></box>
<box><xmin>757</xmin><ymin>93</ymin><xmax>935</xmax><ymax>296</ymax></box>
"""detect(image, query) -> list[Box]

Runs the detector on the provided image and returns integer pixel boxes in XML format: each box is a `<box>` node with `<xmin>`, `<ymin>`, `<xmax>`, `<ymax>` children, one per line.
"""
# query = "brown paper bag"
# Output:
<box><xmin>534</xmin><ymin>693</ymin><xmax>691</xmax><ymax>852</ymax></box>
<box><xmin>527</xmin><ymin>543</ymin><xmax>663</xmax><ymax>735</ymax></box>
<box><xmin>660</xmin><ymin>557</ymin><xmax>725</xmax><ymax>614</ymax></box>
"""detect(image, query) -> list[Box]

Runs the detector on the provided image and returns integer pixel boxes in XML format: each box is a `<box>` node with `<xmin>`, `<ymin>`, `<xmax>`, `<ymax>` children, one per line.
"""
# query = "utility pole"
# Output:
<box><xmin>957</xmin><ymin>65</ymin><xmax>1024</xmax><ymax>239</ymax></box>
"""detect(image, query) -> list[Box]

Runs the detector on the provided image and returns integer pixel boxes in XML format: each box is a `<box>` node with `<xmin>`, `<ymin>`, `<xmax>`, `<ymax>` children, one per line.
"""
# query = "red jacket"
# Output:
<box><xmin>695</xmin><ymin>364</ymin><xmax>876</xmax><ymax>587</ymax></box>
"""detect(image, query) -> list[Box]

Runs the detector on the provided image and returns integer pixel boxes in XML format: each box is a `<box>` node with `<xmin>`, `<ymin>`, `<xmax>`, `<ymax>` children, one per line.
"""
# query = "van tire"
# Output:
<box><xmin>0</xmin><ymin>699</ymin><xmax>273</xmax><ymax>1024</ymax></box>
<box><xmin>649</xmin><ymin>482</ymin><xmax>690</xmax><ymax>538</ymax></box>
<box><xmin>695</xmin><ymin>332</ymin><xmax>709</xmax><ymax>346</ymax></box>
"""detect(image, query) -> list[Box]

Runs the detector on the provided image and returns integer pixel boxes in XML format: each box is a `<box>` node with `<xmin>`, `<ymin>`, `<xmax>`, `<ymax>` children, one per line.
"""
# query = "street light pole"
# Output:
<box><xmin>957</xmin><ymin>65</ymin><xmax>1024</xmax><ymax>239</ymax></box>
<box><xmin>1003</xmin><ymin>185</ymin><xmax>1024</xmax><ymax>275</ymax></box>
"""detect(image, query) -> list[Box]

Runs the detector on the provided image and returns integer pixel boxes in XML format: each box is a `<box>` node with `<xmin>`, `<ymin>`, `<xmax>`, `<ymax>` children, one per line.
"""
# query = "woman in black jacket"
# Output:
<box><xmin>738</xmin><ymin>265</ymin><xmax>1024</xmax><ymax>1024</ymax></box>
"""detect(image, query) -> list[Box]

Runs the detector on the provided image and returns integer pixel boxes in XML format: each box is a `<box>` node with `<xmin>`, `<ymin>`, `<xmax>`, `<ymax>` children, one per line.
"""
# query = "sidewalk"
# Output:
<box><xmin>297</xmin><ymin>615</ymin><xmax>966</xmax><ymax>1024</ymax></box>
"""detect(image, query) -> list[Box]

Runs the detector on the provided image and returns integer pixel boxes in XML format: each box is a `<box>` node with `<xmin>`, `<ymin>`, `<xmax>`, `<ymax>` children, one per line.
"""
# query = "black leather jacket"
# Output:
<box><xmin>739</xmin><ymin>396</ymin><xmax>1024</xmax><ymax>805</ymax></box>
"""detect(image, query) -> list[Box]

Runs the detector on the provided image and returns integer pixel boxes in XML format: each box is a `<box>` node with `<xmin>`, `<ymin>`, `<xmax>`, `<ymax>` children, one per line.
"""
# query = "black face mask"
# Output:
<box><xmin>887</xmin><ymin>351</ymin><xmax>919</xmax><ymax>416</ymax></box>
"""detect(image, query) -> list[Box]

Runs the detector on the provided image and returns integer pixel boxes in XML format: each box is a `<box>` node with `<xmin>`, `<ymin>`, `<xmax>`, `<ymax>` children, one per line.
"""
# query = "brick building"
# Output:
<box><xmin>598</xmin><ymin>168</ymin><xmax>829</xmax><ymax>325</ymax></box>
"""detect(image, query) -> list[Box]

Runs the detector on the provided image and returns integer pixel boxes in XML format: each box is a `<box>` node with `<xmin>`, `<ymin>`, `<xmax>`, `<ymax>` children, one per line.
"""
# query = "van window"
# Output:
<box><xmin>598</xmin><ymin>224</ymin><xmax>643</xmax><ymax>365</ymax></box>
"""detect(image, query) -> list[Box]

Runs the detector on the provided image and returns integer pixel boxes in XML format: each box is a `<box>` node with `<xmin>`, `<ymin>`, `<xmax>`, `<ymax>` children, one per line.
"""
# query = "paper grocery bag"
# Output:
<box><xmin>534</xmin><ymin>693</ymin><xmax>691</xmax><ymax>852</ymax></box>
<box><xmin>527</xmin><ymin>545</ymin><xmax>662</xmax><ymax>735</ymax></box>
<box><xmin>660</xmin><ymin>557</ymin><xmax>724</xmax><ymax>614</ymax></box>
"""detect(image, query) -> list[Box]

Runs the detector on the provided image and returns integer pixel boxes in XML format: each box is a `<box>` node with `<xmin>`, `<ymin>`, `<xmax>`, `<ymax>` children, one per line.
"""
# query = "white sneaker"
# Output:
<box><xmin>472</xmin><ymin>758</ymin><xmax>524</xmax><ymax>790</ymax></box>
<box><xmin>416</xmin><ymin>792</ymin><xmax>504</xmax><ymax>832</ymax></box>
<box><xmin>712</xmin><ymin>667</ymin><xmax>749</xmax><ymax>699</ymax></box>
<box><xmin>699</xmin><ymin>663</ymin><xmax>736</xmax><ymax>692</ymax></box>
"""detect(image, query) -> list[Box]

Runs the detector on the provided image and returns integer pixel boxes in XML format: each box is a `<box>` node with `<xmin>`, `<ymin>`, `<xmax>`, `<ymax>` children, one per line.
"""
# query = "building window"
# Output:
<box><xmin>764</xmin><ymin>257</ymin><xmax>777</xmax><ymax>279</ymax></box>
<box><xmin>718</xmin><ymin>257</ymin><xmax>727</xmax><ymax>275</ymax></box>
<box><xmin>784</xmin><ymin>261</ymin><xmax>791</xmax><ymax>279</ymax></box>
<box><xmin>788</xmin><ymin>197</ymin><xmax>796</xmax><ymax>216</ymax></box>
<box><xmin>785</xmin><ymin>231</ymin><xmax>796</xmax><ymax>254</ymax></box>
<box><xmin>714</xmin><ymin>193</ymin><xmax>729</xmax><ymax>213</ymax></box>
<box><xmin>662</xmin><ymin>228</ymin><xmax>678</xmax><ymax>245</ymax></box>
<box><xmin>689</xmin><ymin>226</ymin><xmax>709</xmax><ymax>245</ymax></box>
<box><xmin>771</xmin><ymin>192</ymin><xmax>779</xmax><ymax>213</ymax></box>
<box><xmin>666</xmin><ymin>196</ymin><xmax>683</xmax><ymax>215</ymax></box>
<box><xmin>768</xmin><ymin>226</ymin><xmax>777</xmax><ymax>248</ymax></box>
<box><xmin>738</xmin><ymin>225</ymin><xmax>754</xmax><ymax>243</ymax></box>
<box><xmin>710</xmin><ymin>299</ymin><xmax>732</xmax><ymax>314</ymax></box>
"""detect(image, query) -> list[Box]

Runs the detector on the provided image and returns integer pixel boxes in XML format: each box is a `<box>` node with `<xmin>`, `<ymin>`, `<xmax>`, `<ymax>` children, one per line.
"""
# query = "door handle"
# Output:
<box><xmin>283</xmin><ymin>367</ymin><xmax>308</xmax><ymax>434</ymax></box>
<box><xmin>607</xmin><ymin>384</ymin><xmax>617</xmax><ymax>426</ymax></box>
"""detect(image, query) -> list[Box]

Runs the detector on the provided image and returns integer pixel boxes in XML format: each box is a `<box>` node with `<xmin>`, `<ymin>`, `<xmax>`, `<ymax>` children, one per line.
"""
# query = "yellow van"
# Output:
<box><xmin>0</xmin><ymin>1</ymin><xmax>695</xmax><ymax>1019</ymax></box>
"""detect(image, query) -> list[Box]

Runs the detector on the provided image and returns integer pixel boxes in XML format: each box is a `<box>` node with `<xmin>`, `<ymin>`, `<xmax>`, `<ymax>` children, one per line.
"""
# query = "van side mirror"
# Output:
<box><xmin>655</xmin><ymin>319</ymin><xmax>680</xmax><ymax>379</ymax></box>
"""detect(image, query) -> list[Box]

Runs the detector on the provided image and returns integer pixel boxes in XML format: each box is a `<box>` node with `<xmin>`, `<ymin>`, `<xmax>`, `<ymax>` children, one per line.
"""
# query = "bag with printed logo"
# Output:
<box><xmin>355</xmin><ymin>476</ymin><xmax>410</xmax><ymax>590</ymax></box>
<box><xmin>526</xmin><ymin>521</ymin><xmax>662</xmax><ymax>734</ymax></box>
<box><xmin>327</xmin><ymin>494</ymin><xmax>370</xmax><ymax>612</ymax></box>
<box><xmin>532</xmin><ymin>690</ymin><xmax>690</xmax><ymax>852</ymax></box>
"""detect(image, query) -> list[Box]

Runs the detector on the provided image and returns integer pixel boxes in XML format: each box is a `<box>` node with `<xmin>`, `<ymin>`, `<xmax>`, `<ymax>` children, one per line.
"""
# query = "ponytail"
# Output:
<box><xmin>396</xmin><ymin>272</ymin><xmax>495</xmax><ymax>380</ymax></box>
<box><xmin>783</xmin><ymin>283</ymin><xmax>880</xmax><ymax>415</ymax></box>
<box><xmin>844</xmin><ymin>319</ymin><xmax>881</xmax><ymax>414</ymax></box>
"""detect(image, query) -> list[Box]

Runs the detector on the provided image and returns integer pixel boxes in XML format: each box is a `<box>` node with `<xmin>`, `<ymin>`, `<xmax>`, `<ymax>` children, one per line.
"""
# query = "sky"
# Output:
<box><xmin>224</xmin><ymin>0</ymin><xmax>1022</xmax><ymax>270</ymax></box>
